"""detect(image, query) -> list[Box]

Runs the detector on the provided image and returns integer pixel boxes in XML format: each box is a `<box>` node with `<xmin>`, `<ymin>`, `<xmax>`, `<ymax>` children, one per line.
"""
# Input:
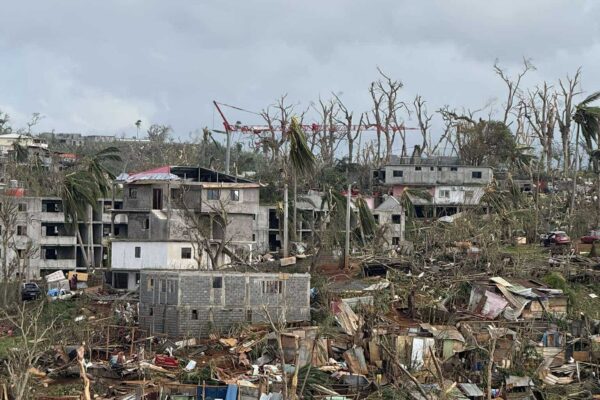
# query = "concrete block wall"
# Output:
<box><xmin>139</xmin><ymin>271</ymin><xmax>311</xmax><ymax>338</ymax></box>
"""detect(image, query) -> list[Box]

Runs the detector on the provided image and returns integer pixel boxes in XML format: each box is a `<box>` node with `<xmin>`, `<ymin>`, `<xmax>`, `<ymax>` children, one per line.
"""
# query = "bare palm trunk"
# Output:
<box><xmin>76</xmin><ymin>229</ymin><xmax>90</xmax><ymax>272</ymax></box>
<box><xmin>570</xmin><ymin>125</ymin><xmax>580</xmax><ymax>215</ymax></box>
<box><xmin>292</xmin><ymin>175</ymin><xmax>297</xmax><ymax>242</ymax></box>
<box><xmin>486</xmin><ymin>338</ymin><xmax>497</xmax><ymax>400</ymax></box>
<box><xmin>597</xmin><ymin>169</ymin><xmax>600</xmax><ymax>228</ymax></box>
<box><xmin>87</xmin><ymin>205</ymin><xmax>94</xmax><ymax>269</ymax></box>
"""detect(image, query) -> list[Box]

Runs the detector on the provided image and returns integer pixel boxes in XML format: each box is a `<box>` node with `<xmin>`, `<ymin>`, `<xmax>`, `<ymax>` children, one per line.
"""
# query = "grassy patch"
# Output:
<box><xmin>0</xmin><ymin>336</ymin><xmax>21</xmax><ymax>358</ymax></box>
<box><xmin>500</xmin><ymin>244</ymin><xmax>544</xmax><ymax>257</ymax></box>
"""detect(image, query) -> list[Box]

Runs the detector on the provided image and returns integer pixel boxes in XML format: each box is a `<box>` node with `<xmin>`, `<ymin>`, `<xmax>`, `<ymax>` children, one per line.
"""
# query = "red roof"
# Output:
<box><xmin>5</xmin><ymin>188</ymin><xmax>25</xmax><ymax>197</ymax></box>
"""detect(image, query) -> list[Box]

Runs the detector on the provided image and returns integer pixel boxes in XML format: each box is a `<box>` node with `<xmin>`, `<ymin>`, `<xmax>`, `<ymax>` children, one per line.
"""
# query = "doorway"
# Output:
<box><xmin>152</xmin><ymin>188</ymin><xmax>163</xmax><ymax>210</ymax></box>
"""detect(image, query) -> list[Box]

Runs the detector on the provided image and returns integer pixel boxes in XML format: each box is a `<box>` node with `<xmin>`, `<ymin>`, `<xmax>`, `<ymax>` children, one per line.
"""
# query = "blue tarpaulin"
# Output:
<box><xmin>225</xmin><ymin>385</ymin><xmax>238</xmax><ymax>400</ymax></box>
<box><xmin>197</xmin><ymin>386</ymin><xmax>227</xmax><ymax>400</ymax></box>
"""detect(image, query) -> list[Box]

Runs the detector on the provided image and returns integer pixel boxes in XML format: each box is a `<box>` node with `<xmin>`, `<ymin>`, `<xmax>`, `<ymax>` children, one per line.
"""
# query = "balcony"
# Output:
<box><xmin>40</xmin><ymin>236</ymin><xmax>77</xmax><ymax>246</ymax></box>
<box><xmin>38</xmin><ymin>212</ymin><xmax>66</xmax><ymax>223</ymax></box>
<box><xmin>38</xmin><ymin>259</ymin><xmax>76</xmax><ymax>270</ymax></box>
<box><xmin>113</xmin><ymin>214</ymin><xmax>128</xmax><ymax>224</ymax></box>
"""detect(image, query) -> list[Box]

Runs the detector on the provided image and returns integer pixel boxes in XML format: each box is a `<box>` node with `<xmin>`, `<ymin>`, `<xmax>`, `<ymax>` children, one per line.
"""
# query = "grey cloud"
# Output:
<box><xmin>0</xmin><ymin>0</ymin><xmax>599</xmax><ymax>143</ymax></box>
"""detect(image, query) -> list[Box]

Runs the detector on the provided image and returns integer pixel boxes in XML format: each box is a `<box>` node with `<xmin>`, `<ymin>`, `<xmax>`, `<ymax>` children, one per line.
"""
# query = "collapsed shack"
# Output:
<box><xmin>467</xmin><ymin>277</ymin><xmax>568</xmax><ymax>321</ymax></box>
<box><xmin>14</xmin><ymin>246</ymin><xmax>600</xmax><ymax>400</ymax></box>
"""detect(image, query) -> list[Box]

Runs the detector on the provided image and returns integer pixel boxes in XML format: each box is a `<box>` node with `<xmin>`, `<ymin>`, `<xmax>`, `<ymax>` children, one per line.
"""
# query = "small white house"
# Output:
<box><xmin>110</xmin><ymin>241</ymin><xmax>230</xmax><ymax>290</ymax></box>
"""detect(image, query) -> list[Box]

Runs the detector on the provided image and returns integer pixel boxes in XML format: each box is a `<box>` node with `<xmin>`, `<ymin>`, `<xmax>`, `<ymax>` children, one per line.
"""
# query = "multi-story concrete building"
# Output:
<box><xmin>39</xmin><ymin>132</ymin><xmax>118</xmax><ymax>147</ymax></box>
<box><xmin>1</xmin><ymin>195</ymin><xmax>125</xmax><ymax>280</ymax></box>
<box><xmin>257</xmin><ymin>189</ymin><xmax>406</xmax><ymax>253</ymax></box>
<box><xmin>373</xmin><ymin>156</ymin><xmax>493</xmax><ymax>218</ymax></box>
<box><xmin>256</xmin><ymin>190</ymin><xmax>326</xmax><ymax>253</ymax></box>
<box><xmin>139</xmin><ymin>270</ymin><xmax>311</xmax><ymax>338</ymax></box>
<box><xmin>110</xmin><ymin>166</ymin><xmax>261</xmax><ymax>290</ymax></box>
<box><xmin>85</xmin><ymin>135</ymin><xmax>116</xmax><ymax>143</ymax></box>
<box><xmin>371</xmin><ymin>195</ymin><xmax>406</xmax><ymax>244</ymax></box>
<box><xmin>40</xmin><ymin>133</ymin><xmax>84</xmax><ymax>147</ymax></box>
<box><xmin>0</xmin><ymin>133</ymin><xmax>48</xmax><ymax>154</ymax></box>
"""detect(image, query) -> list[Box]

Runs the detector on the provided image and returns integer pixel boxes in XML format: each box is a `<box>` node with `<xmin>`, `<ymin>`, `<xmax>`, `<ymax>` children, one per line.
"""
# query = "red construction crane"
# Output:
<box><xmin>212</xmin><ymin>100</ymin><xmax>420</xmax><ymax>173</ymax></box>
<box><xmin>213</xmin><ymin>101</ymin><xmax>419</xmax><ymax>135</ymax></box>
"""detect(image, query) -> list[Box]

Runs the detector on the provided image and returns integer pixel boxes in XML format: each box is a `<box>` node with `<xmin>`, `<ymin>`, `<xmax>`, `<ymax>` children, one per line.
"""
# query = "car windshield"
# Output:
<box><xmin>24</xmin><ymin>283</ymin><xmax>37</xmax><ymax>289</ymax></box>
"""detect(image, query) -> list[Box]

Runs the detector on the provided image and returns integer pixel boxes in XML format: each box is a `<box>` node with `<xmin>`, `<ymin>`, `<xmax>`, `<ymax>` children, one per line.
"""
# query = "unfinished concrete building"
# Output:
<box><xmin>373</xmin><ymin>156</ymin><xmax>493</xmax><ymax>218</ymax></box>
<box><xmin>0</xmin><ymin>195</ymin><xmax>124</xmax><ymax>280</ymax></box>
<box><xmin>139</xmin><ymin>270</ymin><xmax>311</xmax><ymax>338</ymax></box>
<box><xmin>110</xmin><ymin>166</ymin><xmax>261</xmax><ymax>290</ymax></box>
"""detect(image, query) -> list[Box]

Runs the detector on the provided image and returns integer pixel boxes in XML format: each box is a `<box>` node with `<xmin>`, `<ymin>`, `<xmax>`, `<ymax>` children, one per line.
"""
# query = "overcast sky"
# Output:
<box><xmin>1</xmin><ymin>1</ymin><xmax>599</xmax><ymax>152</ymax></box>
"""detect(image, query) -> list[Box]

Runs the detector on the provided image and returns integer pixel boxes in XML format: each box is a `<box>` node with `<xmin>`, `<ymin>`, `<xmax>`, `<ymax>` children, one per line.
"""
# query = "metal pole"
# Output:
<box><xmin>345</xmin><ymin>183</ymin><xmax>351</xmax><ymax>269</ymax></box>
<box><xmin>283</xmin><ymin>184</ymin><xmax>289</xmax><ymax>258</ymax></box>
<box><xmin>225</xmin><ymin>129</ymin><xmax>231</xmax><ymax>174</ymax></box>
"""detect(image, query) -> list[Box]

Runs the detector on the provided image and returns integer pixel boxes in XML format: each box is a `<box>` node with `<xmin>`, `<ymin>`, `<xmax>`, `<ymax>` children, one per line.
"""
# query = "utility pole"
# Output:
<box><xmin>213</xmin><ymin>101</ymin><xmax>232</xmax><ymax>174</ymax></box>
<box><xmin>283</xmin><ymin>183</ymin><xmax>289</xmax><ymax>258</ymax></box>
<box><xmin>344</xmin><ymin>183</ymin><xmax>352</xmax><ymax>269</ymax></box>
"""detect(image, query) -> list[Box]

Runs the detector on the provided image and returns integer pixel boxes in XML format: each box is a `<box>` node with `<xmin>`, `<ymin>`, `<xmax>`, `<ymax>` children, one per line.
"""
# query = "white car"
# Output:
<box><xmin>47</xmin><ymin>289</ymin><xmax>74</xmax><ymax>301</ymax></box>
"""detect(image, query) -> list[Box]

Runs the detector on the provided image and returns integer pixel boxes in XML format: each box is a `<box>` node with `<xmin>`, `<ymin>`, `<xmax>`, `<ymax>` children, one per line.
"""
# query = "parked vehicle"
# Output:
<box><xmin>21</xmin><ymin>282</ymin><xmax>42</xmax><ymax>301</ymax></box>
<box><xmin>580</xmin><ymin>229</ymin><xmax>600</xmax><ymax>244</ymax></box>
<box><xmin>47</xmin><ymin>288</ymin><xmax>74</xmax><ymax>301</ymax></box>
<box><xmin>540</xmin><ymin>231</ymin><xmax>571</xmax><ymax>246</ymax></box>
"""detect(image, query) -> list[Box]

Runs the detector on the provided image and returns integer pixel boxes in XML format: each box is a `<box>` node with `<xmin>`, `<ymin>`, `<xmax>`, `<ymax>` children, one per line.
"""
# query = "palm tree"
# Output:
<box><xmin>135</xmin><ymin>120</ymin><xmax>142</xmax><ymax>140</ymax></box>
<box><xmin>286</xmin><ymin>117</ymin><xmax>316</xmax><ymax>249</ymax></box>
<box><xmin>12</xmin><ymin>137</ymin><xmax>28</xmax><ymax>163</ymax></box>
<box><xmin>571</xmin><ymin>92</ymin><xmax>600</xmax><ymax>223</ymax></box>
<box><xmin>60</xmin><ymin>147</ymin><xmax>121</xmax><ymax>270</ymax></box>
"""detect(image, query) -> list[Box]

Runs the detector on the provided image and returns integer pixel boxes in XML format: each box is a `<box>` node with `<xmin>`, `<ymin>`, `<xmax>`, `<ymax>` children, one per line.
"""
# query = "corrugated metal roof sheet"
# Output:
<box><xmin>458</xmin><ymin>383</ymin><xmax>484</xmax><ymax>397</ymax></box>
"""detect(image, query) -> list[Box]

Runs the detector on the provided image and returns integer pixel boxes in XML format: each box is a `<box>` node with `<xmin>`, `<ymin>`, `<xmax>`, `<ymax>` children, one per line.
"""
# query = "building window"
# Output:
<box><xmin>472</xmin><ymin>171</ymin><xmax>482</xmax><ymax>179</ymax></box>
<box><xmin>191</xmin><ymin>310</ymin><xmax>198</xmax><ymax>320</ymax></box>
<box><xmin>439</xmin><ymin>190</ymin><xmax>450</xmax><ymax>198</ymax></box>
<box><xmin>230</xmin><ymin>189</ymin><xmax>240</xmax><ymax>201</ymax></box>
<box><xmin>44</xmin><ymin>248</ymin><xmax>57</xmax><ymax>259</ymax></box>
<box><xmin>181</xmin><ymin>247</ymin><xmax>192</xmax><ymax>259</ymax></box>
<box><xmin>392</xmin><ymin>237</ymin><xmax>400</xmax><ymax>245</ymax></box>
<box><xmin>129</xmin><ymin>187</ymin><xmax>137</xmax><ymax>199</ymax></box>
<box><xmin>450</xmin><ymin>167</ymin><xmax>458</xmax><ymax>171</ymax></box>
<box><xmin>160</xmin><ymin>280</ymin><xmax>166</xmax><ymax>293</ymax></box>
<box><xmin>18</xmin><ymin>203</ymin><xmax>27</xmax><ymax>212</ymax></box>
<box><xmin>135</xmin><ymin>273</ymin><xmax>140</xmax><ymax>285</ymax></box>
<box><xmin>212</xmin><ymin>277</ymin><xmax>222</xmax><ymax>289</ymax></box>
<box><xmin>373</xmin><ymin>214</ymin><xmax>379</xmax><ymax>223</ymax></box>
<box><xmin>17</xmin><ymin>225</ymin><xmax>27</xmax><ymax>236</ymax></box>
<box><xmin>143</xmin><ymin>218</ymin><xmax>149</xmax><ymax>230</ymax></box>
<box><xmin>134</xmin><ymin>246</ymin><xmax>141</xmax><ymax>258</ymax></box>
<box><xmin>252</xmin><ymin>234</ymin><xmax>256</xmax><ymax>241</ymax></box>
<box><xmin>415</xmin><ymin>166</ymin><xmax>422</xmax><ymax>171</ymax></box>
<box><xmin>148</xmin><ymin>278</ymin><xmax>154</xmax><ymax>290</ymax></box>
<box><xmin>207</xmin><ymin>189</ymin><xmax>220</xmax><ymax>200</ymax></box>
<box><xmin>392</xmin><ymin>214</ymin><xmax>402</xmax><ymax>224</ymax></box>
<box><xmin>262</xmin><ymin>280</ymin><xmax>282</xmax><ymax>294</ymax></box>
<box><xmin>465</xmin><ymin>191</ymin><xmax>474</xmax><ymax>201</ymax></box>
<box><xmin>437</xmin><ymin>167</ymin><xmax>442</xmax><ymax>171</ymax></box>
<box><xmin>149</xmin><ymin>307</ymin><xmax>154</xmax><ymax>316</ymax></box>
<box><xmin>393</xmin><ymin>170</ymin><xmax>403</xmax><ymax>177</ymax></box>
<box><xmin>246</xmin><ymin>309</ymin><xmax>252</xmax><ymax>322</ymax></box>
<box><xmin>168</xmin><ymin>280</ymin><xmax>174</xmax><ymax>293</ymax></box>
<box><xmin>112</xmin><ymin>272</ymin><xmax>129</xmax><ymax>289</ymax></box>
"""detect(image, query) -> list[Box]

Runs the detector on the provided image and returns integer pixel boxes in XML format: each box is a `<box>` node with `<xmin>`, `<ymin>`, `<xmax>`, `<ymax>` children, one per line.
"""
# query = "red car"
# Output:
<box><xmin>541</xmin><ymin>231</ymin><xmax>571</xmax><ymax>246</ymax></box>
<box><xmin>580</xmin><ymin>230</ymin><xmax>600</xmax><ymax>244</ymax></box>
